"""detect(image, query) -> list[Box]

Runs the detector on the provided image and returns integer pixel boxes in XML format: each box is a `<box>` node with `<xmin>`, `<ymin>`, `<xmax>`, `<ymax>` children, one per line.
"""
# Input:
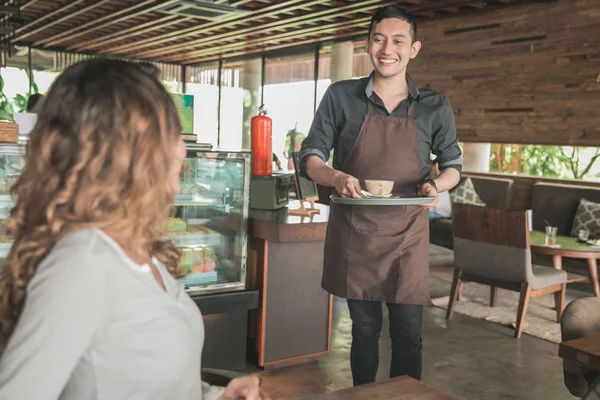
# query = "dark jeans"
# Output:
<box><xmin>347</xmin><ymin>299</ymin><xmax>423</xmax><ymax>386</ymax></box>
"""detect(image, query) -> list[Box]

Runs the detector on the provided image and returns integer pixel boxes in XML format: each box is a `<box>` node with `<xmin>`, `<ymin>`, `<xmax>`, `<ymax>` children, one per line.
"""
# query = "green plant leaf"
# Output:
<box><xmin>0</xmin><ymin>99</ymin><xmax>13</xmax><ymax>120</ymax></box>
<box><xmin>13</xmin><ymin>93</ymin><xmax>28</xmax><ymax>113</ymax></box>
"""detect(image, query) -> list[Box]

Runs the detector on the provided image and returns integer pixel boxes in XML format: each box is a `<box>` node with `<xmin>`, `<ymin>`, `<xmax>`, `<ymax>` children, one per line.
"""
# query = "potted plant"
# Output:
<box><xmin>0</xmin><ymin>75</ymin><xmax>20</xmax><ymax>143</ymax></box>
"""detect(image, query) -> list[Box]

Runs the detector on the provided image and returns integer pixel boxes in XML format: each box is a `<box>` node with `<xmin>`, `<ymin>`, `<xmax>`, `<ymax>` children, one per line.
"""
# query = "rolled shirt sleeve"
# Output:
<box><xmin>299</xmin><ymin>86</ymin><xmax>337</xmax><ymax>177</ymax></box>
<box><xmin>432</xmin><ymin>95</ymin><xmax>462</xmax><ymax>174</ymax></box>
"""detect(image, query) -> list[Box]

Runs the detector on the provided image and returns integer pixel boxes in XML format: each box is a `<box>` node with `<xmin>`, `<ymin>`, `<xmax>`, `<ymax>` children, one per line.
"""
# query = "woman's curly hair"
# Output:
<box><xmin>0</xmin><ymin>59</ymin><xmax>184</xmax><ymax>354</ymax></box>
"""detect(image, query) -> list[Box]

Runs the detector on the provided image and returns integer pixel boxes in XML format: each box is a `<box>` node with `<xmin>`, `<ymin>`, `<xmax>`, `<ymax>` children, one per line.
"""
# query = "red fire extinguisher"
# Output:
<box><xmin>251</xmin><ymin>104</ymin><xmax>272</xmax><ymax>176</ymax></box>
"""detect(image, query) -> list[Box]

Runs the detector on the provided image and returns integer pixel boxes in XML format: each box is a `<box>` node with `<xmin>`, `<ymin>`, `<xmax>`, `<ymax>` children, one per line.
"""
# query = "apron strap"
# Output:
<box><xmin>366</xmin><ymin>99</ymin><xmax>375</xmax><ymax>115</ymax></box>
<box><xmin>407</xmin><ymin>101</ymin><xmax>415</xmax><ymax>119</ymax></box>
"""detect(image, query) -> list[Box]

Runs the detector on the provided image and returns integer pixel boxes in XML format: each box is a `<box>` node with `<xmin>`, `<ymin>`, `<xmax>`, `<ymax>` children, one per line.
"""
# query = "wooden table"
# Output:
<box><xmin>530</xmin><ymin>231</ymin><xmax>600</xmax><ymax>296</ymax></box>
<box><xmin>559</xmin><ymin>334</ymin><xmax>600</xmax><ymax>372</ymax></box>
<box><xmin>299</xmin><ymin>377</ymin><xmax>455</xmax><ymax>400</ymax></box>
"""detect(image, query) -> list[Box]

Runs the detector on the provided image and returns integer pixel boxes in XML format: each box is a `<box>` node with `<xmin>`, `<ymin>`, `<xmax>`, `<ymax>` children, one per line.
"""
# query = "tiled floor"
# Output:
<box><xmin>253</xmin><ymin>271</ymin><xmax>583</xmax><ymax>400</ymax></box>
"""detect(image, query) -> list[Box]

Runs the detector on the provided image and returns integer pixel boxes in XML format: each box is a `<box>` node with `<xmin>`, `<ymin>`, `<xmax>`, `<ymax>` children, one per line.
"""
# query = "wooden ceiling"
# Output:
<box><xmin>5</xmin><ymin>0</ymin><xmax>537</xmax><ymax>65</ymax></box>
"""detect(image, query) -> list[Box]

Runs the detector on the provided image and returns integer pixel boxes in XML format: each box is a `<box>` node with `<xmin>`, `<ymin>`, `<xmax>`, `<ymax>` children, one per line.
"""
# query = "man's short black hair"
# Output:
<box><xmin>368</xmin><ymin>5</ymin><xmax>417</xmax><ymax>43</ymax></box>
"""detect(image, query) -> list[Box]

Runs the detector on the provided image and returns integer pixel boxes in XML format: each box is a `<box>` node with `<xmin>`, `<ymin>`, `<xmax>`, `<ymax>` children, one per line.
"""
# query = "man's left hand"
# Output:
<box><xmin>419</xmin><ymin>183</ymin><xmax>439</xmax><ymax>209</ymax></box>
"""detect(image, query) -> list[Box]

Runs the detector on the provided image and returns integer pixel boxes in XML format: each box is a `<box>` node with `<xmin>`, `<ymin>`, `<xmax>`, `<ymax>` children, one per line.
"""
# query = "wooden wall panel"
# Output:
<box><xmin>408</xmin><ymin>0</ymin><xmax>600</xmax><ymax>146</ymax></box>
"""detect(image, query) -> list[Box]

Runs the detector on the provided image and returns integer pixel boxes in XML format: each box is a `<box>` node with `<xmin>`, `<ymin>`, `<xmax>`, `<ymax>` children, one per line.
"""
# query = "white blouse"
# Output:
<box><xmin>0</xmin><ymin>228</ymin><xmax>224</xmax><ymax>400</ymax></box>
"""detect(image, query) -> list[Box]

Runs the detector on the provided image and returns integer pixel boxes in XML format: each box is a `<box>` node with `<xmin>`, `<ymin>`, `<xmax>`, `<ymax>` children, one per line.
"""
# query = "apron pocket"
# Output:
<box><xmin>350</xmin><ymin>205</ymin><xmax>407</xmax><ymax>237</ymax></box>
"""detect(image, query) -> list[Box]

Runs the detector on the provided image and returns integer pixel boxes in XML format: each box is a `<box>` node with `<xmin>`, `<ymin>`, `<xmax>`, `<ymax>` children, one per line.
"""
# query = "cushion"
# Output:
<box><xmin>571</xmin><ymin>198</ymin><xmax>600</xmax><ymax>237</ymax></box>
<box><xmin>450</xmin><ymin>177</ymin><xmax>486</xmax><ymax>206</ymax></box>
<box><xmin>531</xmin><ymin>183</ymin><xmax>600</xmax><ymax>235</ymax></box>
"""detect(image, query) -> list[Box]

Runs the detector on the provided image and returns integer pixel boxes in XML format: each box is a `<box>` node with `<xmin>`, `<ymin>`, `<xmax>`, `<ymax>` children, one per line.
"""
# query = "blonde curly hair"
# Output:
<box><xmin>0</xmin><ymin>59</ymin><xmax>184</xmax><ymax>354</ymax></box>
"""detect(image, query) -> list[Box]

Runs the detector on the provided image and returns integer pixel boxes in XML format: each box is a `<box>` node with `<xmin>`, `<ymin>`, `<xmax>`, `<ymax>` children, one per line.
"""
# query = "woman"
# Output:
<box><xmin>0</xmin><ymin>59</ymin><xmax>262</xmax><ymax>400</ymax></box>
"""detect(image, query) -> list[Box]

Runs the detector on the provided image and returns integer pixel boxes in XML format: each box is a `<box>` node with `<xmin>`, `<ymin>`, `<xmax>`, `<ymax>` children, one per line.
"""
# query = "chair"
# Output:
<box><xmin>446</xmin><ymin>203</ymin><xmax>568</xmax><ymax>338</ymax></box>
<box><xmin>560</xmin><ymin>297</ymin><xmax>600</xmax><ymax>398</ymax></box>
<box><xmin>429</xmin><ymin>243</ymin><xmax>464</xmax><ymax>301</ymax></box>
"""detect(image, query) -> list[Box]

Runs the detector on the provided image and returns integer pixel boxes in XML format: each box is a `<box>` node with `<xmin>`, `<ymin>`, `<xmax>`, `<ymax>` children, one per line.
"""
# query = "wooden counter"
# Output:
<box><xmin>248</xmin><ymin>201</ymin><xmax>332</xmax><ymax>370</ymax></box>
<box><xmin>249</xmin><ymin>201</ymin><xmax>329</xmax><ymax>243</ymax></box>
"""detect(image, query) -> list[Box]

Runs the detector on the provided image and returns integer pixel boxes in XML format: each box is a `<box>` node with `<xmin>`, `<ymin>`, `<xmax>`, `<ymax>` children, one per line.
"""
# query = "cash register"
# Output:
<box><xmin>250</xmin><ymin>171</ymin><xmax>295</xmax><ymax>210</ymax></box>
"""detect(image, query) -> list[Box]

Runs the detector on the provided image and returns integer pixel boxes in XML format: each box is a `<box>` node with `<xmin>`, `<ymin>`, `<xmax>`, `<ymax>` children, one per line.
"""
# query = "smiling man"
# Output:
<box><xmin>299</xmin><ymin>5</ymin><xmax>462</xmax><ymax>386</ymax></box>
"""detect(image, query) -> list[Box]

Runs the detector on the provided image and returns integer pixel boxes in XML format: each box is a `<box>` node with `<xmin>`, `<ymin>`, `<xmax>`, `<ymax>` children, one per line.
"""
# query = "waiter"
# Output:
<box><xmin>299</xmin><ymin>5</ymin><xmax>462</xmax><ymax>386</ymax></box>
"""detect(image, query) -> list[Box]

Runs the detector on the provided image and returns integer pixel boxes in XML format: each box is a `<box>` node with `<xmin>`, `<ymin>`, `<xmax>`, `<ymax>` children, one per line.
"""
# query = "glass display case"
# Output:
<box><xmin>171</xmin><ymin>146</ymin><xmax>250</xmax><ymax>295</ymax></box>
<box><xmin>0</xmin><ymin>144</ymin><xmax>251</xmax><ymax>297</ymax></box>
<box><xmin>0</xmin><ymin>144</ymin><xmax>24</xmax><ymax>261</ymax></box>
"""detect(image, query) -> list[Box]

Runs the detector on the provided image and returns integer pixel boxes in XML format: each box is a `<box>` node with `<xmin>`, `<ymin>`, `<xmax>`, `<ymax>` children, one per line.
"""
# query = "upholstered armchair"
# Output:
<box><xmin>447</xmin><ymin>203</ymin><xmax>568</xmax><ymax>338</ymax></box>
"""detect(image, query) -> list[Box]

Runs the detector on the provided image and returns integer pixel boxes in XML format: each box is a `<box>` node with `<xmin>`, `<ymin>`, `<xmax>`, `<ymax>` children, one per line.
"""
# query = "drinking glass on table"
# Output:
<box><xmin>545</xmin><ymin>226</ymin><xmax>558</xmax><ymax>246</ymax></box>
<box><xmin>579</xmin><ymin>229</ymin><xmax>590</xmax><ymax>242</ymax></box>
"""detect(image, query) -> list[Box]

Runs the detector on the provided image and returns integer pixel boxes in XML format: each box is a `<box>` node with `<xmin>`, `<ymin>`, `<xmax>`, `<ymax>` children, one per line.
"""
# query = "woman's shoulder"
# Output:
<box><xmin>38</xmin><ymin>228</ymin><xmax>126</xmax><ymax>278</ymax></box>
<box><xmin>55</xmin><ymin>228</ymin><xmax>126</xmax><ymax>258</ymax></box>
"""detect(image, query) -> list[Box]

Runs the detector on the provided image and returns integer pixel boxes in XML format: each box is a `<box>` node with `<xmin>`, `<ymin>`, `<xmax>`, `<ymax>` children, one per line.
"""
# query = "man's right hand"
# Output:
<box><xmin>305</xmin><ymin>155</ymin><xmax>362</xmax><ymax>198</ymax></box>
<box><xmin>333</xmin><ymin>171</ymin><xmax>363</xmax><ymax>198</ymax></box>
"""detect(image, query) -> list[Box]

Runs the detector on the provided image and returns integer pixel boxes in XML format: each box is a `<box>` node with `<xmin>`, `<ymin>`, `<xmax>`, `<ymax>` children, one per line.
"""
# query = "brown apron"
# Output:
<box><xmin>323</xmin><ymin>100</ymin><xmax>430</xmax><ymax>305</ymax></box>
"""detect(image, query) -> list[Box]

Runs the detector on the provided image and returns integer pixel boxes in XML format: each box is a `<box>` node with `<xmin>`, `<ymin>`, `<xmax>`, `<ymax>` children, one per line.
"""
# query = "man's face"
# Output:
<box><xmin>366</xmin><ymin>18</ymin><xmax>421</xmax><ymax>80</ymax></box>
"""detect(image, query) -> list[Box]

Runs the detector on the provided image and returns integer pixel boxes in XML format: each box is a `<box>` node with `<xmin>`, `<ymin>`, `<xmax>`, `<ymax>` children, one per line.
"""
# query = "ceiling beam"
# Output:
<box><xmin>68</xmin><ymin>15</ymin><xmax>182</xmax><ymax>51</ymax></box>
<box><xmin>111</xmin><ymin>0</ymin><xmax>421</xmax><ymax>55</ymax></box>
<box><xmin>160</xmin><ymin>17</ymin><xmax>371</xmax><ymax>63</ymax></box>
<box><xmin>135</xmin><ymin>0</ymin><xmax>403</xmax><ymax>60</ymax></box>
<box><xmin>0</xmin><ymin>0</ymin><xmax>38</xmax><ymax>24</ymax></box>
<box><xmin>182</xmin><ymin>28</ymin><xmax>370</xmax><ymax>65</ymax></box>
<box><xmin>102</xmin><ymin>0</ymin><xmax>331</xmax><ymax>54</ymax></box>
<box><xmin>1</xmin><ymin>0</ymin><xmax>38</xmax><ymax>9</ymax></box>
<box><xmin>13</xmin><ymin>0</ymin><xmax>99</xmax><ymax>42</ymax></box>
<box><xmin>34</xmin><ymin>0</ymin><xmax>166</xmax><ymax>47</ymax></box>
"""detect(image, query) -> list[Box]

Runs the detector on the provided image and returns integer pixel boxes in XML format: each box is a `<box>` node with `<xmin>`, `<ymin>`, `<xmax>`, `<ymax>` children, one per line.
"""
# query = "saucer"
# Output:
<box><xmin>361</xmin><ymin>190</ymin><xmax>392</xmax><ymax>198</ymax></box>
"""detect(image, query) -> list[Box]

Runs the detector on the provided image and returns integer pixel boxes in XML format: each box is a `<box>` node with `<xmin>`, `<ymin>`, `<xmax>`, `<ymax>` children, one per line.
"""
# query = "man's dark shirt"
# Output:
<box><xmin>300</xmin><ymin>73</ymin><xmax>462</xmax><ymax>179</ymax></box>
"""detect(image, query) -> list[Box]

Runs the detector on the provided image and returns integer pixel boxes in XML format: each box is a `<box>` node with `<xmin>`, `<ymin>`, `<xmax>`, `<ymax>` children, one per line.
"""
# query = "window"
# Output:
<box><xmin>489</xmin><ymin>144</ymin><xmax>600</xmax><ymax>181</ymax></box>
<box><xmin>185</xmin><ymin>63</ymin><xmax>220</xmax><ymax>145</ymax></box>
<box><xmin>263</xmin><ymin>52</ymin><xmax>316</xmax><ymax>169</ymax></box>
<box><xmin>219</xmin><ymin>57</ymin><xmax>262</xmax><ymax>150</ymax></box>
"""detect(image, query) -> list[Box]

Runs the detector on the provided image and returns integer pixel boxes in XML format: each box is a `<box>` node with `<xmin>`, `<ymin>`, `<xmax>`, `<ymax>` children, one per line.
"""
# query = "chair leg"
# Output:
<box><xmin>457</xmin><ymin>281</ymin><xmax>464</xmax><ymax>302</ymax></box>
<box><xmin>515</xmin><ymin>283</ymin><xmax>531</xmax><ymax>339</ymax></box>
<box><xmin>490</xmin><ymin>286</ymin><xmax>498</xmax><ymax>307</ymax></box>
<box><xmin>555</xmin><ymin>283</ymin><xmax>566</xmax><ymax>322</ymax></box>
<box><xmin>588</xmin><ymin>258</ymin><xmax>600</xmax><ymax>297</ymax></box>
<box><xmin>446</xmin><ymin>268</ymin><xmax>462</xmax><ymax>320</ymax></box>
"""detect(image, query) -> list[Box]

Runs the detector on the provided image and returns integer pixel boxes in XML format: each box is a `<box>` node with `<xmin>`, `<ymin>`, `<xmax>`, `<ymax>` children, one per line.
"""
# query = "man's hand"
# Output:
<box><xmin>333</xmin><ymin>171</ymin><xmax>363</xmax><ymax>198</ymax></box>
<box><xmin>419</xmin><ymin>183</ymin><xmax>439</xmax><ymax>209</ymax></box>
<box><xmin>221</xmin><ymin>376</ymin><xmax>265</xmax><ymax>400</ymax></box>
<box><xmin>305</xmin><ymin>156</ymin><xmax>362</xmax><ymax>198</ymax></box>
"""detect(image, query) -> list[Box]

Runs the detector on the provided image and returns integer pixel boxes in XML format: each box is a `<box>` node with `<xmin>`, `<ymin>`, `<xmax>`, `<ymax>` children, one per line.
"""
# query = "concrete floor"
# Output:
<box><xmin>255</xmin><ymin>271</ymin><xmax>581</xmax><ymax>400</ymax></box>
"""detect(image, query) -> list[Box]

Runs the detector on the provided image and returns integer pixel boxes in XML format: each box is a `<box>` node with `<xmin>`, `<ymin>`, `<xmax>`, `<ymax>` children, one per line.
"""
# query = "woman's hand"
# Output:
<box><xmin>221</xmin><ymin>376</ymin><xmax>265</xmax><ymax>400</ymax></box>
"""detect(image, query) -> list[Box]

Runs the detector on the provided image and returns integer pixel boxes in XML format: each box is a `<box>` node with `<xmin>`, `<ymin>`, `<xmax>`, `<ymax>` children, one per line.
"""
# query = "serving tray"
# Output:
<box><xmin>329</xmin><ymin>194</ymin><xmax>434</xmax><ymax>206</ymax></box>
